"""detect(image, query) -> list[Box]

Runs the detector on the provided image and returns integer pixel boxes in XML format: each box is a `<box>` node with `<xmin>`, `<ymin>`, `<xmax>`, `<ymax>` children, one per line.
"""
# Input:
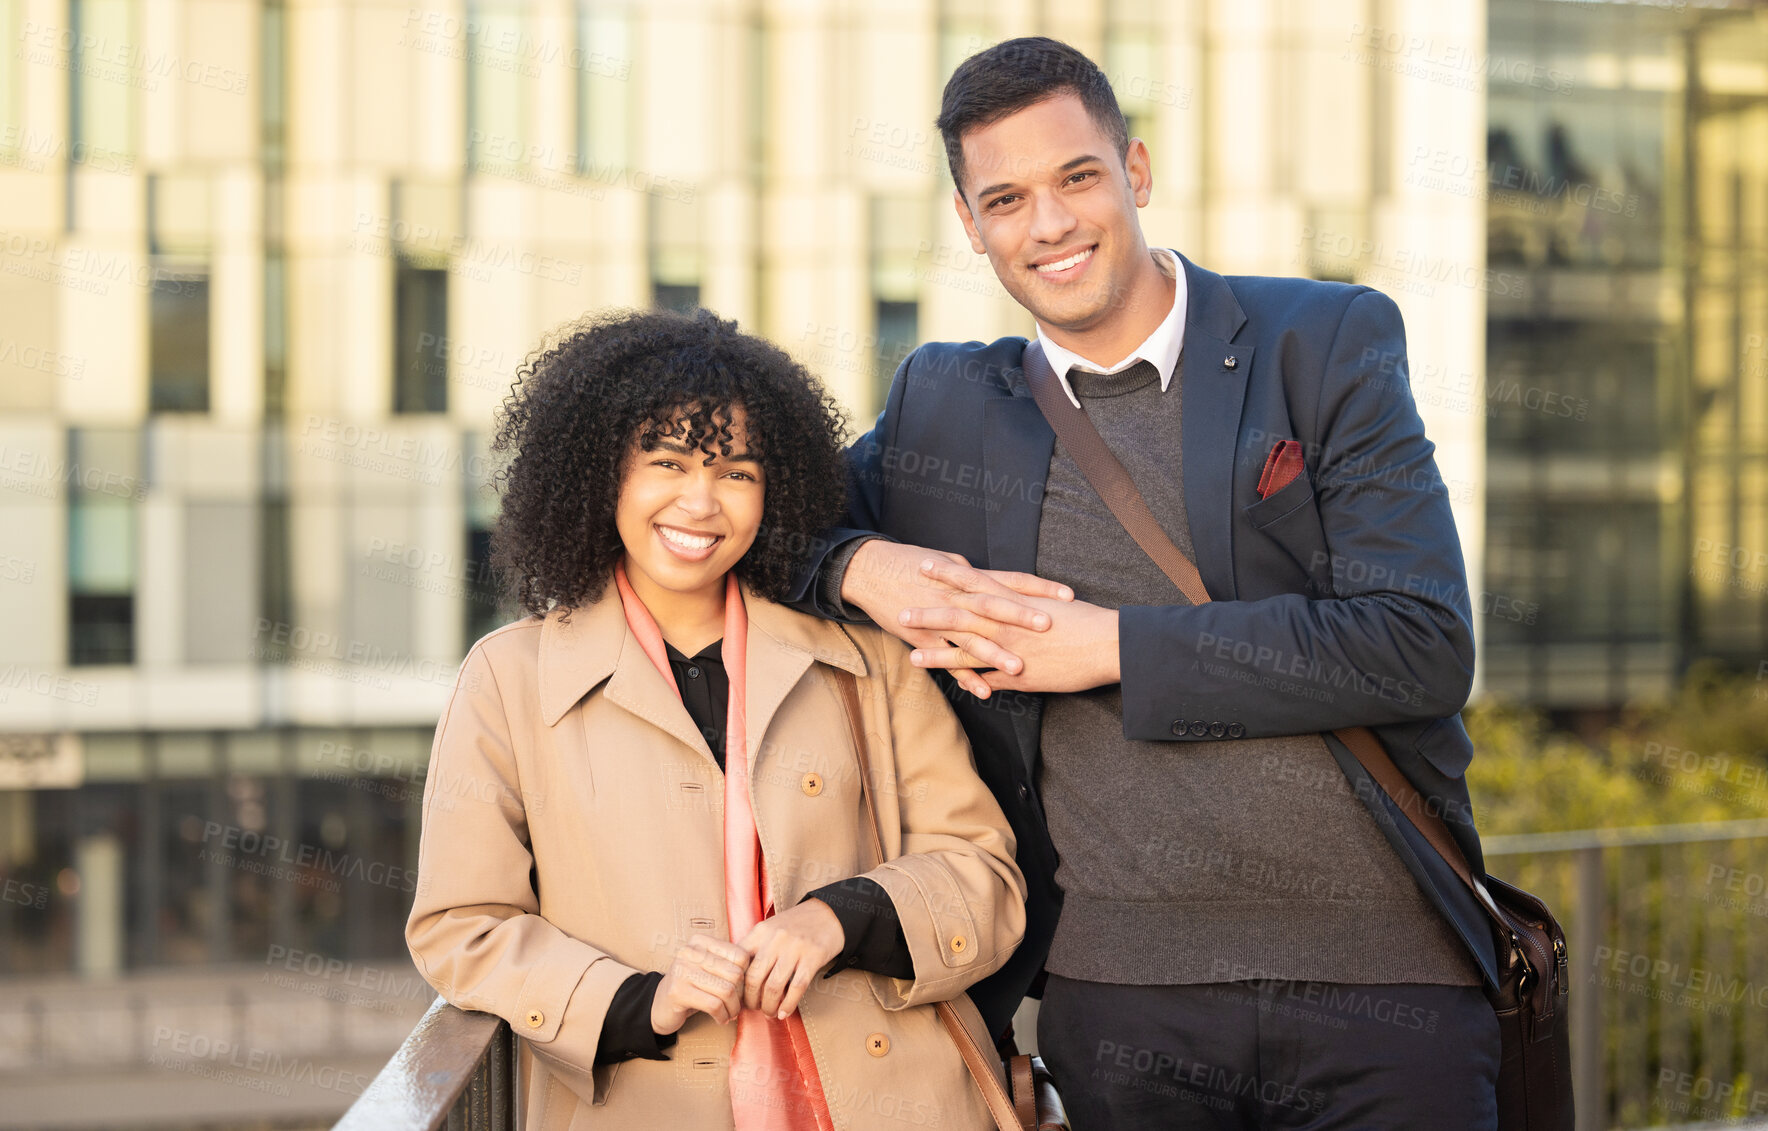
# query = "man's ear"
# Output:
<box><xmin>1125</xmin><ymin>137</ymin><xmax>1154</xmax><ymax>208</ymax></box>
<box><xmin>953</xmin><ymin>188</ymin><xmax>987</xmax><ymax>255</ymax></box>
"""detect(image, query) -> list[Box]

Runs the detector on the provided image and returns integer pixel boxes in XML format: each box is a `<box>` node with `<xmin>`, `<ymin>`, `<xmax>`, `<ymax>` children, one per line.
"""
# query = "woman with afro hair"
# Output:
<box><xmin>405</xmin><ymin>307</ymin><xmax>1026</xmax><ymax>1130</ymax></box>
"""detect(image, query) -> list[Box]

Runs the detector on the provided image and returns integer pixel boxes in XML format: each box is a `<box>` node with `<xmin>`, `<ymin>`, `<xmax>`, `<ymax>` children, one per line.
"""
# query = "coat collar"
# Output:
<box><xmin>537</xmin><ymin>578</ymin><xmax>868</xmax><ymax>733</ymax></box>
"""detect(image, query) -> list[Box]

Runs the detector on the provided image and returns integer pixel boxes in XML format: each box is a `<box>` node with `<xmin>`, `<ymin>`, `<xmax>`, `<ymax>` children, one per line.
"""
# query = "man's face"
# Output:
<box><xmin>953</xmin><ymin>92</ymin><xmax>1153</xmax><ymax>334</ymax></box>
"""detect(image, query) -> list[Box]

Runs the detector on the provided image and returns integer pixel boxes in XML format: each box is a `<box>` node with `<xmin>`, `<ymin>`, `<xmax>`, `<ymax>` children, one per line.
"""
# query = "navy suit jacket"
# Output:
<box><xmin>789</xmin><ymin>254</ymin><xmax>1498</xmax><ymax>1034</ymax></box>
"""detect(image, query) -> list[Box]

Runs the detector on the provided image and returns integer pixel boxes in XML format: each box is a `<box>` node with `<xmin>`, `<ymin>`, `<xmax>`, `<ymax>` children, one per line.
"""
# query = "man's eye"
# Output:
<box><xmin>1066</xmin><ymin>171</ymin><xmax>1095</xmax><ymax>186</ymax></box>
<box><xmin>987</xmin><ymin>194</ymin><xmax>1020</xmax><ymax>210</ymax></box>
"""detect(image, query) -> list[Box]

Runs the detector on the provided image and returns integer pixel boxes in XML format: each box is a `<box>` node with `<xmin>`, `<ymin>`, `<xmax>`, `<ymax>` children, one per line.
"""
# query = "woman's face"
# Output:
<box><xmin>615</xmin><ymin>405</ymin><xmax>766</xmax><ymax>606</ymax></box>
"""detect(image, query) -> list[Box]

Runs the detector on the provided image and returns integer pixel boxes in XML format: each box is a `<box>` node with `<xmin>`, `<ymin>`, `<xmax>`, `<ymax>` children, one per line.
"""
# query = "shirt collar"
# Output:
<box><xmin>1034</xmin><ymin>246</ymin><xmax>1187</xmax><ymax>410</ymax></box>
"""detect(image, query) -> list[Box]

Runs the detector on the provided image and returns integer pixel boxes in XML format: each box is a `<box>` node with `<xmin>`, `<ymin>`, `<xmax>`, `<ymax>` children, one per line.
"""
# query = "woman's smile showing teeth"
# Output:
<box><xmin>655</xmin><ymin>523</ymin><xmax>723</xmax><ymax>561</ymax></box>
<box><xmin>1032</xmin><ymin>245</ymin><xmax>1095</xmax><ymax>281</ymax></box>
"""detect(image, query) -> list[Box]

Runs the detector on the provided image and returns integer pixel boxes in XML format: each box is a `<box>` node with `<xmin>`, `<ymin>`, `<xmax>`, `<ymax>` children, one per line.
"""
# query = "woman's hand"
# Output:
<box><xmin>738</xmin><ymin>900</ymin><xmax>846</xmax><ymax>1020</ymax></box>
<box><xmin>651</xmin><ymin>934</ymin><xmax>750</xmax><ymax>1035</ymax></box>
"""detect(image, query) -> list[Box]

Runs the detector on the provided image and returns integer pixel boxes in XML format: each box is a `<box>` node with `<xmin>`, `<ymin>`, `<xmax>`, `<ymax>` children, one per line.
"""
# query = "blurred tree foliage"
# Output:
<box><xmin>1465</xmin><ymin>662</ymin><xmax>1768</xmax><ymax>835</ymax></box>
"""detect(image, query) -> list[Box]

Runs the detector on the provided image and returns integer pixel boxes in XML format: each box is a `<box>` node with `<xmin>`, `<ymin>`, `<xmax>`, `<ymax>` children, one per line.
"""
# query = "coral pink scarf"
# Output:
<box><xmin>613</xmin><ymin>564</ymin><xmax>833</xmax><ymax>1131</ymax></box>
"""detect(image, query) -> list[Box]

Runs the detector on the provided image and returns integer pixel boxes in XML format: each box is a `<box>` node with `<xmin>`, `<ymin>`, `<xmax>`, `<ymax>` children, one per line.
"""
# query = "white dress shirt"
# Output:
<box><xmin>1035</xmin><ymin>246</ymin><xmax>1188</xmax><ymax>409</ymax></box>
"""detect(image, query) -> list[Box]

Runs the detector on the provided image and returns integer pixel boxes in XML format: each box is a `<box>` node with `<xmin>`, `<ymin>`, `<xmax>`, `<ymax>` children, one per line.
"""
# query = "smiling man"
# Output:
<box><xmin>789</xmin><ymin>36</ymin><xmax>1501</xmax><ymax>1131</ymax></box>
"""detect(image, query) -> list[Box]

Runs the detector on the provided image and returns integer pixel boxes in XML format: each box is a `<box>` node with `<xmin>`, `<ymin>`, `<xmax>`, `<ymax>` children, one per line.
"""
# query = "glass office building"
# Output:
<box><xmin>0</xmin><ymin>0</ymin><xmax>1488</xmax><ymax>1123</ymax></box>
<box><xmin>1483</xmin><ymin>0</ymin><xmax>1768</xmax><ymax>708</ymax></box>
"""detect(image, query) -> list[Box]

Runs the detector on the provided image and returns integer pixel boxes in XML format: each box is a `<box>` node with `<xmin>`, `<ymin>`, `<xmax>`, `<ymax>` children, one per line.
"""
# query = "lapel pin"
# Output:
<box><xmin>1223</xmin><ymin>355</ymin><xmax>1238</xmax><ymax>370</ymax></box>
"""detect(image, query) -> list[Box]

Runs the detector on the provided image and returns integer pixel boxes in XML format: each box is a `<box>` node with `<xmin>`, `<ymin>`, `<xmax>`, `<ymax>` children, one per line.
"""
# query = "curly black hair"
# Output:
<box><xmin>489</xmin><ymin>307</ymin><xmax>849</xmax><ymax>617</ymax></box>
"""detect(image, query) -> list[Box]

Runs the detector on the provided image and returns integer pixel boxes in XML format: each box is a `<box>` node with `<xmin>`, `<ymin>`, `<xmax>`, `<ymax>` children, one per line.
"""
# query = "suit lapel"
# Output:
<box><xmin>1176</xmin><ymin>254</ymin><xmax>1252</xmax><ymax>602</ymax></box>
<box><xmin>983</xmin><ymin>364</ymin><xmax>1056</xmax><ymax>575</ymax></box>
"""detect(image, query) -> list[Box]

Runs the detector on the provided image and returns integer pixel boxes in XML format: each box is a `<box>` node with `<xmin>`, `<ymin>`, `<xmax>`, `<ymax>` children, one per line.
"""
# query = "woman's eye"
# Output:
<box><xmin>653</xmin><ymin>458</ymin><xmax>683</xmax><ymax>471</ymax></box>
<box><xmin>726</xmin><ymin>470</ymin><xmax>756</xmax><ymax>482</ymax></box>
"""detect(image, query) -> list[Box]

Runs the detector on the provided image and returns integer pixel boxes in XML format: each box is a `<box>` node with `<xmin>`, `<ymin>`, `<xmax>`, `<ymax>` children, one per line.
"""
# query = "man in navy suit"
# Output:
<box><xmin>790</xmin><ymin>37</ymin><xmax>1500</xmax><ymax>1130</ymax></box>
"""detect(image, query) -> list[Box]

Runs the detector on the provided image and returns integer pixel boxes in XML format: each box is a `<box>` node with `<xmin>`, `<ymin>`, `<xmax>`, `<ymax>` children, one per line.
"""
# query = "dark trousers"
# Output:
<box><xmin>1037</xmin><ymin>974</ymin><xmax>1499</xmax><ymax>1131</ymax></box>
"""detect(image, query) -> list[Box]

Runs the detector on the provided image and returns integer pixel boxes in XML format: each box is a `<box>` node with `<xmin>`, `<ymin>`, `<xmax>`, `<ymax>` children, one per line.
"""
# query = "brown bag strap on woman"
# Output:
<box><xmin>829</xmin><ymin>667</ymin><xmax>1038</xmax><ymax>1131</ymax></box>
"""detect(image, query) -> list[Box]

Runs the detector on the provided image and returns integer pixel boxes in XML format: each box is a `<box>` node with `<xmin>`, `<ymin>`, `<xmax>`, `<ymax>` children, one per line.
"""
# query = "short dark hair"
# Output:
<box><xmin>936</xmin><ymin>36</ymin><xmax>1130</xmax><ymax>201</ymax></box>
<box><xmin>489</xmin><ymin>307</ymin><xmax>848</xmax><ymax>618</ymax></box>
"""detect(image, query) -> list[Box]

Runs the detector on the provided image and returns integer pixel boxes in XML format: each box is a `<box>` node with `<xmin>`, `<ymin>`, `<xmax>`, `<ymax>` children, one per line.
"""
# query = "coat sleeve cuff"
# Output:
<box><xmin>861</xmin><ymin>858</ymin><xmax>982</xmax><ymax>1007</ymax></box>
<box><xmin>517</xmin><ymin>943</ymin><xmax>644</xmax><ymax>1104</ymax></box>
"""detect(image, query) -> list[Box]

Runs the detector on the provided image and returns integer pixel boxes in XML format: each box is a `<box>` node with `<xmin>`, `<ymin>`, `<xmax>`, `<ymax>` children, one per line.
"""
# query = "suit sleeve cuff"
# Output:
<box><xmin>592</xmin><ymin>971</ymin><xmax>678</xmax><ymax>1064</ymax></box>
<box><xmin>1119</xmin><ymin>603</ymin><xmax>1205</xmax><ymax>741</ymax></box>
<box><xmin>816</xmin><ymin>534</ymin><xmax>891</xmax><ymax>622</ymax></box>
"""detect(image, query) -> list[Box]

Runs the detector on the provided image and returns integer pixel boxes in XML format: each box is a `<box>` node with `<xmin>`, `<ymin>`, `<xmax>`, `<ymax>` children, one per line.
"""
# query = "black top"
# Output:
<box><xmin>592</xmin><ymin>639</ymin><xmax>915</xmax><ymax>1064</ymax></box>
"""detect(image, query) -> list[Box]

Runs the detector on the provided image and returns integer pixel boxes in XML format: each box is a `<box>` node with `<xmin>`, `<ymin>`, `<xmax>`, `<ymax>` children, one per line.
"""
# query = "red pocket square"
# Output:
<box><xmin>1257</xmin><ymin>440</ymin><xmax>1306</xmax><ymax>499</ymax></box>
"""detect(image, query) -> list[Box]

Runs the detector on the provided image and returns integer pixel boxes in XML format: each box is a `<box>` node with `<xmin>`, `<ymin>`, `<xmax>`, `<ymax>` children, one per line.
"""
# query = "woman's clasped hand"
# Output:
<box><xmin>651</xmin><ymin>900</ymin><xmax>846</xmax><ymax>1035</ymax></box>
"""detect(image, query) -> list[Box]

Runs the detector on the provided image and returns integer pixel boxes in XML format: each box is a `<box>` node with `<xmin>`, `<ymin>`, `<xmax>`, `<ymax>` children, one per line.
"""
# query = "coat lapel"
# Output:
<box><xmin>539</xmin><ymin>591</ymin><xmax>716</xmax><ymax>759</ymax></box>
<box><xmin>740</xmin><ymin>585</ymin><xmax>866</xmax><ymax>773</ymax></box>
<box><xmin>538</xmin><ymin>583</ymin><xmax>869</xmax><ymax>773</ymax></box>
<box><xmin>1176</xmin><ymin>254</ymin><xmax>1252</xmax><ymax>602</ymax></box>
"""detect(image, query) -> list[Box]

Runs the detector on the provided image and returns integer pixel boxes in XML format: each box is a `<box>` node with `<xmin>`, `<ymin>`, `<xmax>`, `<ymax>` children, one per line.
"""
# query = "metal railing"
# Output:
<box><xmin>1483</xmin><ymin>818</ymin><xmax>1768</xmax><ymax>1131</ymax></box>
<box><xmin>332</xmin><ymin>996</ymin><xmax>517</xmax><ymax>1131</ymax></box>
<box><xmin>338</xmin><ymin>818</ymin><xmax>1768</xmax><ymax>1131</ymax></box>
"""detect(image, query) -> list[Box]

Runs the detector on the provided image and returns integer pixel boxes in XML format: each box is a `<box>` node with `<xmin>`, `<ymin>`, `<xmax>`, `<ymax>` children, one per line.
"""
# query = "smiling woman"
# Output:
<box><xmin>405</xmin><ymin>306</ymin><xmax>1028</xmax><ymax>1130</ymax></box>
<box><xmin>487</xmin><ymin>307</ymin><xmax>847</xmax><ymax>617</ymax></box>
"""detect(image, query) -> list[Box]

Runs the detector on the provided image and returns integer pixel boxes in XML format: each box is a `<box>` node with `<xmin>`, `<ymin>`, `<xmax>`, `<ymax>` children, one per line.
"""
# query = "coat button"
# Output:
<box><xmin>1223</xmin><ymin>355</ymin><xmax>1238</xmax><ymax>370</ymax></box>
<box><xmin>1170</xmin><ymin>719</ymin><xmax>1187</xmax><ymax>736</ymax></box>
<box><xmin>866</xmin><ymin>1033</ymin><xmax>891</xmax><ymax>1057</ymax></box>
<box><xmin>1188</xmin><ymin>721</ymin><xmax>1208</xmax><ymax>737</ymax></box>
<box><xmin>1208</xmin><ymin>722</ymin><xmax>1226</xmax><ymax>738</ymax></box>
<box><xmin>949</xmin><ymin>935</ymin><xmax>967</xmax><ymax>954</ymax></box>
<box><xmin>524</xmin><ymin>1009</ymin><xmax>544</xmax><ymax>1029</ymax></box>
<box><xmin>801</xmin><ymin>773</ymin><xmax>823</xmax><ymax>796</ymax></box>
<box><xmin>1017</xmin><ymin>782</ymin><xmax>1029</xmax><ymax>801</ymax></box>
<box><xmin>1228</xmin><ymin>722</ymin><xmax>1246</xmax><ymax>738</ymax></box>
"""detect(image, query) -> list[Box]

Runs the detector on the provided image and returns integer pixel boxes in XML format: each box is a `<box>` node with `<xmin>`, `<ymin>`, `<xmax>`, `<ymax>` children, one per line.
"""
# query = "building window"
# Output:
<box><xmin>70</xmin><ymin>0</ymin><xmax>134</xmax><ymax>161</ymax></box>
<box><xmin>393</xmin><ymin>261</ymin><xmax>448</xmax><ymax>414</ymax></box>
<box><xmin>260</xmin><ymin>0</ymin><xmax>287</xmax><ymax>166</ymax></box>
<box><xmin>0</xmin><ymin>0</ymin><xmax>21</xmax><ymax>163</ymax></box>
<box><xmin>466</xmin><ymin>1</ymin><xmax>526</xmax><ymax>173</ymax></box>
<box><xmin>575</xmin><ymin>5</ymin><xmax>630</xmax><ymax>177</ymax></box>
<box><xmin>148</xmin><ymin>268</ymin><xmax>211</xmax><ymax>413</ymax></box>
<box><xmin>1106</xmin><ymin>0</ymin><xmax>1164</xmax><ymax>147</ymax></box>
<box><xmin>650</xmin><ymin>194</ymin><xmax>702</xmax><ymax>311</ymax></box>
<box><xmin>68</xmin><ymin>429</ymin><xmax>140</xmax><ymax>666</ymax></box>
<box><xmin>870</xmin><ymin>197</ymin><xmax>926</xmax><ymax>414</ymax></box>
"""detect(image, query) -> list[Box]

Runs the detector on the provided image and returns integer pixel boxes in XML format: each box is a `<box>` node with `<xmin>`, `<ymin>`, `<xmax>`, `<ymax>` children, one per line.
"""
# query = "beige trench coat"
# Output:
<box><xmin>406</xmin><ymin>583</ymin><xmax>1027</xmax><ymax>1130</ymax></box>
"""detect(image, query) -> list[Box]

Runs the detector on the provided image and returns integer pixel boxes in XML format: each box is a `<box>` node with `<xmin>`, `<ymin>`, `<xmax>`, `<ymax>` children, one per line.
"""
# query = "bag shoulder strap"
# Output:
<box><xmin>830</xmin><ymin>667</ymin><xmax>1028</xmax><ymax>1131</ymax></box>
<box><xmin>1018</xmin><ymin>339</ymin><xmax>1487</xmax><ymax>902</ymax></box>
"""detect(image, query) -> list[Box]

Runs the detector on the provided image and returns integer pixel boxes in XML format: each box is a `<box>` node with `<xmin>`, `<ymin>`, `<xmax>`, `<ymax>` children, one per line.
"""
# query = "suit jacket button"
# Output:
<box><xmin>1017</xmin><ymin>782</ymin><xmax>1030</xmax><ymax>800</ymax></box>
<box><xmin>1208</xmin><ymin>722</ymin><xmax>1226</xmax><ymax>738</ymax></box>
<box><xmin>1171</xmin><ymin>719</ymin><xmax>1187</xmax><ymax>736</ymax></box>
<box><xmin>524</xmin><ymin>1009</ymin><xmax>544</xmax><ymax>1029</ymax></box>
<box><xmin>801</xmin><ymin>773</ymin><xmax>823</xmax><ymax>796</ymax></box>
<box><xmin>1188</xmin><ymin>721</ymin><xmax>1208</xmax><ymax>737</ymax></box>
<box><xmin>1228</xmin><ymin>722</ymin><xmax>1246</xmax><ymax>738</ymax></box>
<box><xmin>866</xmin><ymin>1033</ymin><xmax>891</xmax><ymax>1057</ymax></box>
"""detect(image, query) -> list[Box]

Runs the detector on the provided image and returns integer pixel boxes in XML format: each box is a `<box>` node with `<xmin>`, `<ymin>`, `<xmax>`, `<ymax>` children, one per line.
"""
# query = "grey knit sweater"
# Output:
<box><xmin>1034</xmin><ymin>359</ymin><xmax>1478</xmax><ymax>987</ymax></box>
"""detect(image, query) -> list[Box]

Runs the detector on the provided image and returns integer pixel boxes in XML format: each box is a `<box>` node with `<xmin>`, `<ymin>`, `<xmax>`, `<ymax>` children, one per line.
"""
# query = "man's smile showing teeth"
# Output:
<box><xmin>1034</xmin><ymin>247</ymin><xmax>1094</xmax><ymax>274</ymax></box>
